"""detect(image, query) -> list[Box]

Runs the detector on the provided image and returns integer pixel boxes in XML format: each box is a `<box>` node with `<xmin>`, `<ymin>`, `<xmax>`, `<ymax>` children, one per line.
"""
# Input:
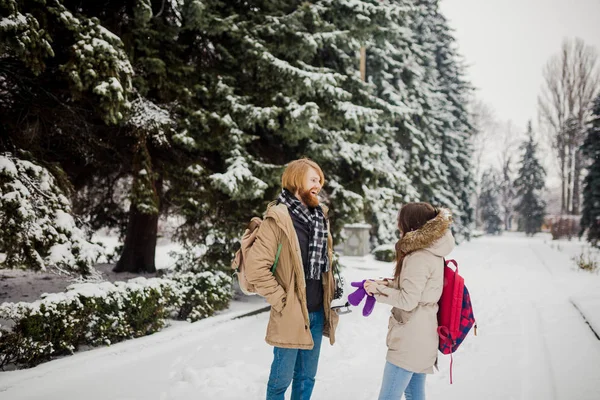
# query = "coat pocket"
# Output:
<box><xmin>392</xmin><ymin>307</ymin><xmax>414</xmax><ymax>325</ymax></box>
<box><xmin>386</xmin><ymin>315</ymin><xmax>403</xmax><ymax>351</ymax></box>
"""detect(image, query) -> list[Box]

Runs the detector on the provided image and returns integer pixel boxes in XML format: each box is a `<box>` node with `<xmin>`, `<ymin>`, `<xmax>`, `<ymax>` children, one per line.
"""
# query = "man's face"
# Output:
<box><xmin>297</xmin><ymin>168</ymin><xmax>322</xmax><ymax>208</ymax></box>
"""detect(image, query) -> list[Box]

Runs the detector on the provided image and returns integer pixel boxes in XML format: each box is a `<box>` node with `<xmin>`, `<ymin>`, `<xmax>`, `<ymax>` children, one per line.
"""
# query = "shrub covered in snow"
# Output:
<box><xmin>372</xmin><ymin>244</ymin><xmax>396</xmax><ymax>263</ymax></box>
<box><xmin>0</xmin><ymin>271</ymin><xmax>232</xmax><ymax>369</ymax></box>
<box><xmin>0</xmin><ymin>154</ymin><xmax>105</xmax><ymax>276</ymax></box>
<box><xmin>168</xmin><ymin>272</ymin><xmax>232</xmax><ymax>322</ymax></box>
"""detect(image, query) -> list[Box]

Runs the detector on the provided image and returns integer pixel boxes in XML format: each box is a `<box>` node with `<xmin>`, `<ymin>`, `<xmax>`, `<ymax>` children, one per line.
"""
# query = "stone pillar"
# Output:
<box><xmin>340</xmin><ymin>223</ymin><xmax>372</xmax><ymax>256</ymax></box>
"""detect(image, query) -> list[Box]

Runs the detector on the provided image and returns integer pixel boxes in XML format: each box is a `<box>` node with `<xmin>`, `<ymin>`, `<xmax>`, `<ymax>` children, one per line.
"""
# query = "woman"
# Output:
<box><xmin>364</xmin><ymin>202</ymin><xmax>455</xmax><ymax>400</ymax></box>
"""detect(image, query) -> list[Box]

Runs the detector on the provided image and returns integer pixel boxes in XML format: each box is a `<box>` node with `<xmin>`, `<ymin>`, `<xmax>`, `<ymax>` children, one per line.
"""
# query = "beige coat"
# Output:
<box><xmin>245</xmin><ymin>202</ymin><xmax>339</xmax><ymax>349</ymax></box>
<box><xmin>373</xmin><ymin>211</ymin><xmax>455</xmax><ymax>374</ymax></box>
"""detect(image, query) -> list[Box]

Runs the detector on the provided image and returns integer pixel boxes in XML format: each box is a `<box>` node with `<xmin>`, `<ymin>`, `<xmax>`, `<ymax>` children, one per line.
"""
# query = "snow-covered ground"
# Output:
<box><xmin>0</xmin><ymin>234</ymin><xmax>178</xmax><ymax>304</ymax></box>
<box><xmin>1</xmin><ymin>232</ymin><xmax>599</xmax><ymax>399</ymax></box>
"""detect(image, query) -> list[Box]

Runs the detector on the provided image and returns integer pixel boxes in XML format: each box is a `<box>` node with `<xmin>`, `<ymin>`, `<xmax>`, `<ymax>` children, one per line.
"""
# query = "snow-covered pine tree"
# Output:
<box><xmin>499</xmin><ymin>157</ymin><xmax>516</xmax><ymax>231</ymax></box>
<box><xmin>309</xmin><ymin>0</ymin><xmax>420</xmax><ymax>244</ymax></box>
<box><xmin>401</xmin><ymin>1</ymin><xmax>454</xmax><ymax>211</ymax></box>
<box><xmin>0</xmin><ymin>0</ymin><xmax>133</xmax><ymax>124</ymax></box>
<box><xmin>0</xmin><ymin>0</ymin><xmax>136</xmax><ymax>271</ymax></box>
<box><xmin>357</xmin><ymin>0</ymin><xmax>466</xmax><ymax>245</ymax></box>
<box><xmin>514</xmin><ymin>123</ymin><xmax>546</xmax><ymax>236</ymax></box>
<box><xmin>422</xmin><ymin>0</ymin><xmax>475</xmax><ymax>239</ymax></box>
<box><xmin>355</xmin><ymin>0</ymin><xmax>425</xmax><ymax>245</ymax></box>
<box><xmin>479</xmin><ymin>168</ymin><xmax>503</xmax><ymax>234</ymax></box>
<box><xmin>110</xmin><ymin>0</ymin><xmax>189</xmax><ymax>273</ymax></box>
<box><xmin>0</xmin><ymin>0</ymin><xmax>188</xmax><ymax>273</ymax></box>
<box><xmin>1</xmin><ymin>0</ymin><xmax>477</xmax><ymax>271</ymax></box>
<box><xmin>170</xmin><ymin>0</ymin><xmax>418</xmax><ymax>258</ymax></box>
<box><xmin>580</xmin><ymin>95</ymin><xmax>600</xmax><ymax>244</ymax></box>
<box><xmin>356</xmin><ymin>0</ymin><xmax>472</xmax><ymax>243</ymax></box>
<box><xmin>0</xmin><ymin>153</ymin><xmax>104</xmax><ymax>275</ymax></box>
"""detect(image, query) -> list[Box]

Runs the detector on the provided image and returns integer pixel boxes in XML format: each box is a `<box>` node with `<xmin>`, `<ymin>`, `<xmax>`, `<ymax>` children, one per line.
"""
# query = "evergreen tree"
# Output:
<box><xmin>0</xmin><ymin>0</ymin><xmax>137</xmax><ymax>273</ymax></box>
<box><xmin>368</xmin><ymin>0</ymin><xmax>473</xmax><ymax>240</ymax></box>
<box><xmin>424</xmin><ymin>0</ymin><xmax>475</xmax><ymax>239</ymax></box>
<box><xmin>514</xmin><ymin>123</ymin><xmax>546</xmax><ymax>236</ymax></box>
<box><xmin>403</xmin><ymin>0</ymin><xmax>454</xmax><ymax>209</ymax></box>
<box><xmin>355</xmin><ymin>0</ymin><xmax>422</xmax><ymax>245</ymax></box>
<box><xmin>581</xmin><ymin>95</ymin><xmax>600</xmax><ymax>244</ymax></box>
<box><xmin>499</xmin><ymin>157</ymin><xmax>516</xmax><ymax>231</ymax></box>
<box><xmin>0</xmin><ymin>153</ymin><xmax>104</xmax><ymax>274</ymax></box>
<box><xmin>0</xmin><ymin>0</ymin><xmax>188</xmax><ymax>273</ymax></box>
<box><xmin>169</xmin><ymin>0</ymin><xmax>397</xmax><ymax>267</ymax></box>
<box><xmin>361</xmin><ymin>0</ymin><xmax>475</xmax><ymax>243</ymax></box>
<box><xmin>0</xmin><ymin>0</ymin><xmax>477</xmax><ymax>272</ymax></box>
<box><xmin>479</xmin><ymin>168</ymin><xmax>503</xmax><ymax>234</ymax></box>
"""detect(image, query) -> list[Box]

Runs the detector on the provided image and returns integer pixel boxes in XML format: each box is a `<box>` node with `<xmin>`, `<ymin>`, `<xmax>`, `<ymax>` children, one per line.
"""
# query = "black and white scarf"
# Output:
<box><xmin>278</xmin><ymin>189</ymin><xmax>329</xmax><ymax>280</ymax></box>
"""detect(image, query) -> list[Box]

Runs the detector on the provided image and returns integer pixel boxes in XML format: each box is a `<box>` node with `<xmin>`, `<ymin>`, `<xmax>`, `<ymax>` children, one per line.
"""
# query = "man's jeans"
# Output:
<box><xmin>266</xmin><ymin>310</ymin><xmax>324</xmax><ymax>400</ymax></box>
<box><xmin>378</xmin><ymin>362</ymin><xmax>426</xmax><ymax>400</ymax></box>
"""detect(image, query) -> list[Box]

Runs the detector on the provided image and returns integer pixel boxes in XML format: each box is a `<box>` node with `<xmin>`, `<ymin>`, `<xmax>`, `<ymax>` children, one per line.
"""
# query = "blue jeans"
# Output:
<box><xmin>378</xmin><ymin>362</ymin><xmax>426</xmax><ymax>400</ymax></box>
<box><xmin>266</xmin><ymin>310</ymin><xmax>324</xmax><ymax>400</ymax></box>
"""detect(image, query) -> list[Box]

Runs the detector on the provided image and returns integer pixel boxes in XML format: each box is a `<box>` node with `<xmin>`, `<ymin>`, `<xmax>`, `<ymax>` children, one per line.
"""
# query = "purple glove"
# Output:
<box><xmin>363</xmin><ymin>293</ymin><xmax>376</xmax><ymax>317</ymax></box>
<box><xmin>348</xmin><ymin>280</ymin><xmax>367</xmax><ymax>307</ymax></box>
<box><xmin>348</xmin><ymin>280</ymin><xmax>377</xmax><ymax>317</ymax></box>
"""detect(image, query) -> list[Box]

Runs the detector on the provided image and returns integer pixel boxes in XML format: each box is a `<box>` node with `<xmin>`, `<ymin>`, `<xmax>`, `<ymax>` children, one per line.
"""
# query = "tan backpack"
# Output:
<box><xmin>231</xmin><ymin>217</ymin><xmax>282</xmax><ymax>295</ymax></box>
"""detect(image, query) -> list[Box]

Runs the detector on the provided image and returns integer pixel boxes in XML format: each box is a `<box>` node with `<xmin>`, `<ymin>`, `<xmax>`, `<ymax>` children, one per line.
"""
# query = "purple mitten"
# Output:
<box><xmin>347</xmin><ymin>280</ymin><xmax>367</xmax><ymax>306</ymax></box>
<box><xmin>363</xmin><ymin>293</ymin><xmax>376</xmax><ymax>317</ymax></box>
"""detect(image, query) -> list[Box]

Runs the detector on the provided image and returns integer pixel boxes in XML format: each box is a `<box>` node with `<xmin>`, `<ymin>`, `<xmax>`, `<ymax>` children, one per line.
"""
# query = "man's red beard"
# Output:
<box><xmin>299</xmin><ymin>187</ymin><xmax>320</xmax><ymax>208</ymax></box>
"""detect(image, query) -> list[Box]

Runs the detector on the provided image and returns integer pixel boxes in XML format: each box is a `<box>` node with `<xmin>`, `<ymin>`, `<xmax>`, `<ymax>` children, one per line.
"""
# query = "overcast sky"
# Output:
<box><xmin>439</xmin><ymin>0</ymin><xmax>600</xmax><ymax>191</ymax></box>
<box><xmin>440</xmin><ymin>0</ymin><xmax>600</xmax><ymax>130</ymax></box>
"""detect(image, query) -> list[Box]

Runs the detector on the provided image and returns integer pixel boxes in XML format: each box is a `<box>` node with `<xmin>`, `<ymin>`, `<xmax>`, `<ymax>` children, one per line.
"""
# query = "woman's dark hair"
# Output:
<box><xmin>394</xmin><ymin>202</ymin><xmax>438</xmax><ymax>278</ymax></box>
<box><xmin>397</xmin><ymin>202</ymin><xmax>438</xmax><ymax>236</ymax></box>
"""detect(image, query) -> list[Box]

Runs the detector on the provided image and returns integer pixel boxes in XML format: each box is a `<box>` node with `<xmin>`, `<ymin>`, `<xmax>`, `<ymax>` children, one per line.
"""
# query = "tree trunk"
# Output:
<box><xmin>114</xmin><ymin>207</ymin><xmax>159</xmax><ymax>273</ymax></box>
<box><xmin>566</xmin><ymin>144</ymin><xmax>573</xmax><ymax>214</ymax></box>
<box><xmin>360</xmin><ymin>46</ymin><xmax>367</xmax><ymax>82</ymax></box>
<box><xmin>114</xmin><ymin>174</ymin><xmax>162</xmax><ymax>274</ymax></box>
<box><xmin>560</xmin><ymin>146</ymin><xmax>566</xmax><ymax>214</ymax></box>
<box><xmin>573</xmin><ymin>149</ymin><xmax>583</xmax><ymax>215</ymax></box>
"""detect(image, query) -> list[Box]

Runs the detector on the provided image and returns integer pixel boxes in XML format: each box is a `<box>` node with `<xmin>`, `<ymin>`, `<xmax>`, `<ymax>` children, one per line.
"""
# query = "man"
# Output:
<box><xmin>245</xmin><ymin>158</ymin><xmax>339</xmax><ymax>400</ymax></box>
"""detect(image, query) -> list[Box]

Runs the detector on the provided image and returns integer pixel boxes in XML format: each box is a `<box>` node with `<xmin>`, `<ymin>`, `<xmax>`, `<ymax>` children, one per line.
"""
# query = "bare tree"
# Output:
<box><xmin>469</xmin><ymin>98</ymin><xmax>498</xmax><ymax>228</ymax></box>
<box><xmin>470</xmin><ymin>99</ymin><xmax>498</xmax><ymax>181</ymax></box>
<box><xmin>538</xmin><ymin>38</ymin><xmax>600</xmax><ymax>214</ymax></box>
<box><xmin>497</xmin><ymin>121</ymin><xmax>519</xmax><ymax>231</ymax></box>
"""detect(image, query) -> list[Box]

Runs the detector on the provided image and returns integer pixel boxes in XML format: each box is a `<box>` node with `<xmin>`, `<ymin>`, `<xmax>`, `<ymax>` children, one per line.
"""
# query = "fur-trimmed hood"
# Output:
<box><xmin>398</xmin><ymin>207</ymin><xmax>454</xmax><ymax>258</ymax></box>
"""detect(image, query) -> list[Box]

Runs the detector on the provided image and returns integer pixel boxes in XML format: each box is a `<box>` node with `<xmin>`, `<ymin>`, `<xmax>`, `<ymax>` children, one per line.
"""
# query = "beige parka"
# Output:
<box><xmin>245</xmin><ymin>202</ymin><xmax>339</xmax><ymax>349</ymax></box>
<box><xmin>372</xmin><ymin>209</ymin><xmax>455</xmax><ymax>374</ymax></box>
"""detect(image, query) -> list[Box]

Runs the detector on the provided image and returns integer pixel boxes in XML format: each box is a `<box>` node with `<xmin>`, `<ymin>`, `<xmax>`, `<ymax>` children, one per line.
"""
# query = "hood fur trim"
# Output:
<box><xmin>398</xmin><ymin>207</ymin><xmax>452</xmax><ymax>256</ymax></box>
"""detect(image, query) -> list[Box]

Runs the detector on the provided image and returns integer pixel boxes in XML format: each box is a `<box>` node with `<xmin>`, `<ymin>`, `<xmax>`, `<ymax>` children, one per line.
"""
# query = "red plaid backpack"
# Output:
<box><xmin>437</xmin><ymin>259</ymin><xmax>477</xmax><ymax>383</ymax></box>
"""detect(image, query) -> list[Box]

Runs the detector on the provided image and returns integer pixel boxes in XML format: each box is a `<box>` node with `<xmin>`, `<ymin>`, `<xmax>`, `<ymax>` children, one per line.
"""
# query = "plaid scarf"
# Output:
<box><xmin>278</xmin><ymin>189</ymin><xmax>329</xmax><ymax>280</ymax></box>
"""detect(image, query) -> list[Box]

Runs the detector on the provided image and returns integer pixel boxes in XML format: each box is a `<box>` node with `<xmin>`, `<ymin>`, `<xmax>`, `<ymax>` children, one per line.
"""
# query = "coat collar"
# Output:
<box><xmin>265</xmin><ymin>200</ymin><xmax>329</xmax><ymax>220</ymax></box>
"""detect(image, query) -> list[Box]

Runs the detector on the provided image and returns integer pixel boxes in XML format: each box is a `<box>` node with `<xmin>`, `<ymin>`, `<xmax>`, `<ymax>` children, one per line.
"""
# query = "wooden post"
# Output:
<box><xmin>360</xmin><ymin>46</ymin><xmax>366</xmax><ymax>82</ymax></box>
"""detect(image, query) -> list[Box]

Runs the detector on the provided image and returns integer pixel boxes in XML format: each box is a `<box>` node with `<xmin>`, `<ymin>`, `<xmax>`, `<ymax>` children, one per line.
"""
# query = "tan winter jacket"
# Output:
<box><xmin>372</xmin><ymin>210</ymin><xmax>455</xmax><ymax>374</ymax></box>
<box><xmin>245</xmin><ymin>202</ymin><xmax>339</xmax><ymax>349</ymax></box>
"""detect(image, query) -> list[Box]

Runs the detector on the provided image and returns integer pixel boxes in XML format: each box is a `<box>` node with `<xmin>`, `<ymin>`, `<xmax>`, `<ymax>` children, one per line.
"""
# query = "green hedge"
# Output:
<box><xmin>0</xmin><ymin>271</ymin><xmax>232</xmax><ymax>369</ymax></box>
<box><xmin>372</xmin><ymin>244</ymin><xmax>396</xmax><ymax>262</ymax></box>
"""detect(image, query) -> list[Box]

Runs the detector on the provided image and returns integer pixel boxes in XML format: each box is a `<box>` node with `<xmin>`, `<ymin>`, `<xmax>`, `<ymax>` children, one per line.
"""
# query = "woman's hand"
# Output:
<box><xmin>364</xmin><ymin>279</ymin><xmax>383</xmax><ymax>295</ymax></box>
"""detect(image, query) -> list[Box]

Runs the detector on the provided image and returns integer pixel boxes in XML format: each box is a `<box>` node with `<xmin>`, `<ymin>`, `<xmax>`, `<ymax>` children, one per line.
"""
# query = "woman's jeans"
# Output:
<box><xmin>266</xmin><ymin>310</ymin><xmax>324</xmax><ymax>400</ymax></box>
<box><xmin>378</xmin><ymin>361</ymin><xmax>426</xmax><ymax>400</ymax></box>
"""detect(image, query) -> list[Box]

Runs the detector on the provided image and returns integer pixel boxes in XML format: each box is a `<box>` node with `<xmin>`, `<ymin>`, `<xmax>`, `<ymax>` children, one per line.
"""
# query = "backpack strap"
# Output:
<box><xmin>437</xmin><ymin>326</ymin><xmax>455</xmax><ymax>384</ymax></box>
<box><xmin>271</xmin><ymin>243</ymin><xmax>283</xmax><ymax>274</ymax></box>
<box><xmin>449</xmin><ymin>353</ymin><xmax>454</xmax><ymax>384</ymax></box>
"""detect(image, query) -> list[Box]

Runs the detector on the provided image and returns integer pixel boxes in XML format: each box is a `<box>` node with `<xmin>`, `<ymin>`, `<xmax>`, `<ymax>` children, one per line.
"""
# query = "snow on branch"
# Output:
<box><xmin>209</xmin><ymin>156</ymin><xmax>268</xmax><ymax>200</ymax></box>
<box><xmin>0</xmin><ymin>154</ymin><xmax>105</xmax><ymax>276</ymax></box>
<box><xmin>129</xmin><ymin>98</ymin><xmax>174</xmax><ymax>147</ymax></box>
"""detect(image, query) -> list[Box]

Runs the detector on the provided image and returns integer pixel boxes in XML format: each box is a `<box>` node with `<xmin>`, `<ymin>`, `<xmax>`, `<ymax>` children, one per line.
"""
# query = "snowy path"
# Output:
<box><xmin>1</xmin><ymin>234</ymin><xmax>600</xmax><ymax>399</ymax></box>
